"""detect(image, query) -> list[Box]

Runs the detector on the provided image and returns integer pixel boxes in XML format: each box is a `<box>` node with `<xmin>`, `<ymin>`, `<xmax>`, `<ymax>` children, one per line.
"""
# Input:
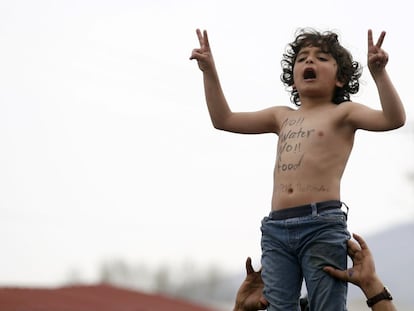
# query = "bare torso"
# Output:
<box><xmin>272</xmin><ymin>102</ymin><xmax>355</xmax><ymax>210</ymax></box>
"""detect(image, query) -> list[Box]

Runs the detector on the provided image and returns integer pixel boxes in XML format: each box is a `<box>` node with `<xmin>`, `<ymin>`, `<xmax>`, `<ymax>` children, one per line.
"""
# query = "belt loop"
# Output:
<box><xmin>341</xmin><ymin>201</ymin><xmax>349</xmax><ymax>220</ymax></box>
<box><xmin>311</xmin><ymin>202</ymin><xmax>317</xmax><ymax>217</ymax></box>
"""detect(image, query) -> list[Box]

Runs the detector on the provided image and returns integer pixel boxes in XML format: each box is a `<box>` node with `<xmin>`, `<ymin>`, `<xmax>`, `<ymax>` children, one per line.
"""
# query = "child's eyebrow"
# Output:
<box><xmin>297</xmin><ymin>47</ymin><xmax>330</xmax><ymax>57</ymax></box>
<box><xmin>297</xmin><ymin>50</ymin><xmax>310</xmax><ymax>57</ymax></box>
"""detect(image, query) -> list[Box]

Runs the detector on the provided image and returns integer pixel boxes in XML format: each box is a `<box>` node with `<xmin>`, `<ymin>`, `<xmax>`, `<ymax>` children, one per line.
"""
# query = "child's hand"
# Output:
<box><xmin>190</xmin><ymin>29</ymin><xmax>215</xmax><ymax>73</ymax></box>
<box><xmin>367</xmin><ymin>29</ymin><xmax>389</xmax><ymax>77</ymax></box>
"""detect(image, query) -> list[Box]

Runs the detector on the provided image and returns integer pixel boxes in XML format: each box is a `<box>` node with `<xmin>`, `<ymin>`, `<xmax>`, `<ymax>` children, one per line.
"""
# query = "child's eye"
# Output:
<box><xmin>297</xmin><ymin>57</ymin><xmax>306</xmax><ymax>62</ymax></box>
<box><xmin>318</xmin><ymin>56</ymin><xmax>328</xmax><ymax>61</ymax></box>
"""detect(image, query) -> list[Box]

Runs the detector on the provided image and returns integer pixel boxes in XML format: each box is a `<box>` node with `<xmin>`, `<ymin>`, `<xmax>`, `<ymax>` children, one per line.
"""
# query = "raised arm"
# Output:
<box><xmin>345</xmin><ymin>30</ymin><xmax>405</xmax><ymax>131</ymax></box>
<box><xmin>190</xmin><ymin>29</ymin><xmax>284</xmax><ymax>134</ymax></box>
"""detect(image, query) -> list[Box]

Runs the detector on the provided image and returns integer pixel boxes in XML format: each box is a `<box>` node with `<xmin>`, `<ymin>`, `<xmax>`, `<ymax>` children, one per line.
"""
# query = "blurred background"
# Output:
<box><xmin>0</xmin><ymin>0</ymin><xmax>413</xmax><ymax>310</ymax></box>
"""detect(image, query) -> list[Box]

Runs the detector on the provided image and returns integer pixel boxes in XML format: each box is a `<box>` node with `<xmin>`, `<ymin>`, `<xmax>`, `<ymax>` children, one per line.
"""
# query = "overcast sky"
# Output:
<box><xmin>0</xmin><ymin>0</ymin><xmax>413</xmax><ymax>286</ymax></box>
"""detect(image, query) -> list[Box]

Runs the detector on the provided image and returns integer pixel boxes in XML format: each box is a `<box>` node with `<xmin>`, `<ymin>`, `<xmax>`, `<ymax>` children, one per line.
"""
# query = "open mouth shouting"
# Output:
<box><xmin>303</xmin><ymin>67</ymin><xmax>316</xmax><ymax>80</ymax></box>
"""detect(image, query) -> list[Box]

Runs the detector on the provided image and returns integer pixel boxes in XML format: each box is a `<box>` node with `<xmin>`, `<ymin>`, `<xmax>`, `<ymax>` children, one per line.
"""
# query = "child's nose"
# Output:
<box><xmin>305</xmin><ymin>57</ymin><xmax>314</xmax><ymax>64</ymax></box>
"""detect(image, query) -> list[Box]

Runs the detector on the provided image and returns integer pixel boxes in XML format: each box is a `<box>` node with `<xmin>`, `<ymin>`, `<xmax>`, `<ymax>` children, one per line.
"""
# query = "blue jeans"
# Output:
<box><xmin>261</xmin><ymin>206</ymin><xmax>350</xmax><ymax>311</ymax></box>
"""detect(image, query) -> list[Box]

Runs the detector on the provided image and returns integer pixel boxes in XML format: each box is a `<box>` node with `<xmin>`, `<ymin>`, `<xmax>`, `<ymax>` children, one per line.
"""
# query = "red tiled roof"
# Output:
<box><xmin>0</xmin><ymin>284</ymin><xmax>218</xmax><ymax>311</ymax></box>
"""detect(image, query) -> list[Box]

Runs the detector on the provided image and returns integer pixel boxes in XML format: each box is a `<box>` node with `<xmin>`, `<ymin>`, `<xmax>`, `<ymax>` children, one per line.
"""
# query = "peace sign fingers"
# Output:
<box><xmin>196</xmin><ymin>29</ymin><xmax>210</xmax><ymax>51</ymax></box>
<box><xmin>367</xmin><ymin>29</ymin><xmax>388</xmax><ymax>74</ymax></box>
<box><xmin>368</xmin><ymin>29</ymin><xmax>386</xmax><ymax>49</ymax></box>
<box><xmin>375</xmin><ymin>30</ymin><xmax>386</xmax><ymax>48</ymax></box>
<box><xmin>190</xmin><ymin>28</ymin><xmax>215</xmax><ymax>72</ymax></box>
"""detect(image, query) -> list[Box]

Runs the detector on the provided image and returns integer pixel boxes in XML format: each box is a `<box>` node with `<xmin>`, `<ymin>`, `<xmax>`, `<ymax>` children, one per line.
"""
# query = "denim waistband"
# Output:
<box><xmin>269</xmin><ymin>200</ymin><xmax>345</xmax><ymax>220</ymax></box>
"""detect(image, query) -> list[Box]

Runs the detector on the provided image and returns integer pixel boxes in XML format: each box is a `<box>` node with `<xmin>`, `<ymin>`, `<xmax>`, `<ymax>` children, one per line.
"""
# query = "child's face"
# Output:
<box><xmin>293</xmin><ymin>45</ymin><xmax>344</xmax><ymax>100</ymax></box>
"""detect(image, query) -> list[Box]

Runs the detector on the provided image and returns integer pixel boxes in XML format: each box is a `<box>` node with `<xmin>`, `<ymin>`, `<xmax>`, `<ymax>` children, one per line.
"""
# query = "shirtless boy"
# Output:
<box><xmin>190</xmin><ymin>28</ymin><xmax>405</xmax><ymax>311</ymax></box>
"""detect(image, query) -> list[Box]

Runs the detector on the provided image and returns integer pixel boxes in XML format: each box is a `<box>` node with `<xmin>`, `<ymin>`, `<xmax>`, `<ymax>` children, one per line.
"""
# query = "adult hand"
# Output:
<box><xmin>323</xmin><ymin>233</ymin><xmax>382</xmax><ymax>298</ymax></box>
<box><xmin>234</xmin><ymin>257</ymin><xmax>268</xmax><ymax>311</ymax></box>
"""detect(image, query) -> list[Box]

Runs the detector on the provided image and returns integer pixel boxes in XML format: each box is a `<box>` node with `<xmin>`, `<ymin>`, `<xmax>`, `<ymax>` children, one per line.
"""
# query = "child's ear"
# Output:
<box><xmin>336</xmin><ymin>80</ymin><xmax>345</xmax><ymax>88</ymax></box>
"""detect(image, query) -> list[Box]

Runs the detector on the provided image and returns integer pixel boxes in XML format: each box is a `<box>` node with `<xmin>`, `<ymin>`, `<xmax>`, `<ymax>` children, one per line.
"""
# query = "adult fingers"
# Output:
<box><xmin>258</xmin><ymin>296</ymin><xmax>269</xmax><ymax>309</ymax></box>
<box><xmin>347</xmin><ymin>238</ymin><xmax>361</xmax><ymax>258</ymax></box>
<box><xmin>323</xmin><ymin>266</ymin><xmax>349</xmax><ymax>282</ymax></box>
<box><xmin>245</xmin><ymin>257</ymin><xmax>254</xmax><ymax>274</ymax></box>
<box><xmin>352</xmin><ymin>233</ymin><xmax>368</xmax><ymax>250</ymax></box>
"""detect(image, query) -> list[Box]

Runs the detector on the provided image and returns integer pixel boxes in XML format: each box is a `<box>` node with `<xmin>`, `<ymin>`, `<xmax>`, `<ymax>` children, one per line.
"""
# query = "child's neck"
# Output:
<box><xmin>299</xmin><ymin>97</ymin><xmax>335</xmax><ymax>110</ymax></box>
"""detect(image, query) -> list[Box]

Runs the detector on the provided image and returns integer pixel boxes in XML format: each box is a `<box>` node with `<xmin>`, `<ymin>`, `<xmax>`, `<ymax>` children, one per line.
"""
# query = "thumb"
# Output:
<box><xmin>259</xmin><ymin>296</ymin><xmax>269</xmax><ymax>309</ymax></box>
<box><xmin>323</xmin><ymin>266</ymin><xmax>348</xmax><ymax>282</ymax></box>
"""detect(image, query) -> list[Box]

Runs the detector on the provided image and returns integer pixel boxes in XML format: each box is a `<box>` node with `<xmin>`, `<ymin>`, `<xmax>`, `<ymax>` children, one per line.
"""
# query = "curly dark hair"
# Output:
<box><xmin>281</xmin><ymin>28</ymin><xmax>362</xmax><ymax>106</ymax></box>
